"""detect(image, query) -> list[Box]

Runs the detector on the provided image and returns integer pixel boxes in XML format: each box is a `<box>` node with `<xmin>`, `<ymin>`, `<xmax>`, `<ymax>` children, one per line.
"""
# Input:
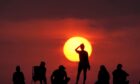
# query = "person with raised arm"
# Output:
<box><xmin>75</xmin><ymin>44</ymin><xmax>90</xmax><ymax>84</ymax></box>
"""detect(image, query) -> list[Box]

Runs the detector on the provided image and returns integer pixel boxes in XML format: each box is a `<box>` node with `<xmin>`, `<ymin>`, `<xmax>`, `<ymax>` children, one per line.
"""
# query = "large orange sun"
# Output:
<box><xmin>63</xmin><ymin>36</ymin><xmax>92</xmax><ymax>62</ymax></box>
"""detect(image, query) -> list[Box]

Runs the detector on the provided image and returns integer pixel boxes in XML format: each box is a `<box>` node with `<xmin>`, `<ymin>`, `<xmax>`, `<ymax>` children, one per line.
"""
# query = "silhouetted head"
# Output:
<box><xmin>40</xmin><ymin>61</ymin><xmax>45</xmax><ymax>67</ymax></box>
<box><xmin>100</xmin><ymin>65</ymin><xmax>107</xmax><ymax>71</ymax></box>
<box><xmin>80</xmin><ymin>44</ymin><xmax>85</xmax><ymax>50</ymax></box>
<box><xmin>16</xmin><ymin>66</ymin><xmax>21</xmax><ymax>72</ymax></box>
<box><xmin>59</xmin><ymin>65</ymin><xmax>65</xmax><ymax>70</ymax></box>
<box><xmin>117</xmin><ymin>64</ymin><xmax>122</xmax><ymax>69</ymax></box>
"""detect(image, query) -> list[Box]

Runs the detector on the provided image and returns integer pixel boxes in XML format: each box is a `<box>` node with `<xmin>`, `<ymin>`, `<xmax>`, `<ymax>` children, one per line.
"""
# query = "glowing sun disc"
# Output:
<box><xmin>63</xmin><ymin>36</ymin><xmax>92</xmax><ymax>62</ymax></box>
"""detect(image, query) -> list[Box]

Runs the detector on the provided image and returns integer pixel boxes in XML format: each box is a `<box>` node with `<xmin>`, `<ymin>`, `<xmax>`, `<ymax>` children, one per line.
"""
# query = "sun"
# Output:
<box><xmin>63</xmin><ymin>36</ymin><xmax>92</xmax><ymax>62</ymax></box>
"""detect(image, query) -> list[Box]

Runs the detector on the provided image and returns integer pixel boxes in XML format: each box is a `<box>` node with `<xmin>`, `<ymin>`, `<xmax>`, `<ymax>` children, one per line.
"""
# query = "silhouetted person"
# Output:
<box><xmin>12</xmin><ymin>66</ymin><xmax>25</xmax><ymax>84</ymax></box>
<box><xmin>51</xmin><ymin>65</ymin><xmax>70</xmax><ymax>84</ymax></box>
<box><xmin>75</xmin><ymin>44</ymin><xmax>90</xmax><ymax>84</ymax></box>
<box><xmin>95</xmin><ymin>65</ymin><xmax>110</xmax><ymax>84</ymax></box>
<box><xmin>33</xmin><ymin>61</ymin><xmax>47</xmax><ymax>84</ymax></box>
<box><xmin>112</xmin><ymin>64</ymin><xmax>129</xmax><ymax>84</ymax></box>
<box><xmin>39</xmin><ymin>61</ymin><xmax>47</xmax><ymax>84</ymax></box>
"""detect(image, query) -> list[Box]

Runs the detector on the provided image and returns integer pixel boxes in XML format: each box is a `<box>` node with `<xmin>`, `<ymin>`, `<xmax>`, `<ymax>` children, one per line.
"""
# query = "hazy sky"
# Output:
<box><xmin>0</xmin><ymin>0</ymin><xmax>140</xmax><ymax>84</ymax></box>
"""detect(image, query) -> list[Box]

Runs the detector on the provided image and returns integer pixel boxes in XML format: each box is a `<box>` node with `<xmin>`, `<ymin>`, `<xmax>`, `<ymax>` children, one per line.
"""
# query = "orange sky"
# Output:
<box><xmin>0</xmin><ymin>1</ymin><xmax>140</xmax><ymax>84</ymax></box>
<box><xmin>0</xmin><ymin>18</ymin><xmax>140</xmax><ymax>84</ymax></box>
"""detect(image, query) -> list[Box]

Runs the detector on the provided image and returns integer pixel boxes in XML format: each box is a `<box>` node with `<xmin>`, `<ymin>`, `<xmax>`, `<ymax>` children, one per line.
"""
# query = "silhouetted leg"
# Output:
<box><xmin>65</xmin><ymin>77</ymin><xmax>70</xmax><ymax>84</ymax></box>
<box><xmin>76</xmin><ymin>66</ymin><xmax>82</xmax><ymax>84</ymax></box>
<box><xmin>43</xmin><ymin>78</ymin><xmax>47</xmax><ymax>84</ymax></box>
<box><xmin>113</xmin><ymin>79</ymin><xmax>117</xmax><ymax>84</ymax></box>
<box><xmin>40</xmin><ymin>80</ymin><xmax>42</xmax><ymax>84</ymax></box>
<box><xmin>83</xmin><ymin>68</ymin><xmax>87</xmax><ymax>84</ymax></box>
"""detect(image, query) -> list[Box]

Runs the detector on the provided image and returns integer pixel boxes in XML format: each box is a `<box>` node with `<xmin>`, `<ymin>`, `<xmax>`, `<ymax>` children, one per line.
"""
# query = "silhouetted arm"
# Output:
<box><xmin>87</xmin><ymin>59</ymin><xmax>90</xmax><ymax>70</ymax></box>
<box><xmin>85</xmin><ymin>52</ymin><xmax>90</xmax><ymax>70</ymax></box>
<box><xmin>64</xmin><ymin>70</ymin><xmax>68</xmax><ymax>79</ymax></box>
<box><xmin>75</xmin><ymin>45</ymin><xmax>80</xmax><ymax>53</ymax></box>
<box><xmin>21</xmin><ymin>72</ymin><xmax>25</xmax><ymax>84</ymax></box>
<box><xmin>51</xmin><ymin>72</ymin><xmax>54</xmax><ymax>82</ymax></box>
<box><xmin>125</xmin><ymin>71</ymin><xmax>129</xmax><ymax>76</ymax></box>
<box><xmin>45</xmin><ymin>68</ymin><xmax>46</xmax><ymax>76</ymax></box>
<box><xmin>12</xmin><ymin>73</ymin><xmax>15</xmax><ymax>82</ymax></box>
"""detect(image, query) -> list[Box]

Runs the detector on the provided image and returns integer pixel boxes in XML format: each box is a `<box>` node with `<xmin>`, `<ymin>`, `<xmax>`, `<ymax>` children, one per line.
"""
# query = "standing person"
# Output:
<box><xmin>39</xmin><ymin>61</ymin><xmax>47</xmax><ymax>84</ymax></box>
<box><xmin>112</xmin><ymin>64</ymin><xmax>129</xmax><ymax>84</ymax></box>
<box><xmin>75</xmin><ymin>44</ymin><xmax>90</xmax><ymax>84</ymax></box>
<box><xmin>12</xmin><ymin>65</ymin><xmax>25</xmax><ymax>84</ymax></box>
<box><xmin>95</xmin><ymin>65</ymin><xmax>110</xmax><ymax>84</ymax></box>
<box><xmin>51</xmin><ymin>65</ymin><xmax>70</xmax><ymax>84</ymax></box>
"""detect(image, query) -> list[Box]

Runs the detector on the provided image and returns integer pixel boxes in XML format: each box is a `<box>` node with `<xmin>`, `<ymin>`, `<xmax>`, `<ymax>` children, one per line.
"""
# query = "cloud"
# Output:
<box><xmin>0</xmin><ymin>1</ymin><xmax>140</xmax><ymax>84</ymax></box>
<box><xmin>0</xmin><ymin>0</ymin><xmax>140</xmax><ymax>21</ymax></box>
<box><xmin>89</xmin><ymin>15</ymin><xmax>140</xmax><ymax>32</ymax></box>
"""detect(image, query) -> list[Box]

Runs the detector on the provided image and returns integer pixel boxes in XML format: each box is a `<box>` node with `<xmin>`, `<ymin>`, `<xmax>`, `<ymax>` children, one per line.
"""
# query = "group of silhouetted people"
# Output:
<box><xmin>12</xmin><ymin>63</ymin><xmax>70</xmax><ymax>84</ymax></box>
<box><xmin>12</xmin><ymin>44</ymin><xmax>130</xmax><ymax>84</ymax></box>
<box><xmin>95</xmin><ymin>64</ymin><xmax>129</xmax><ymax>84</ymax></box>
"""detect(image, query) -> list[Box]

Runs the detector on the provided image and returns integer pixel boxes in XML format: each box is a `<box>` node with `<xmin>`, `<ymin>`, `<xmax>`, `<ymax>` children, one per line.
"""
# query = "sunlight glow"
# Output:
<box><xmin>63</xmin><ymin>36</ymin><xmax>92</xmax><ymax>62</ymax></box>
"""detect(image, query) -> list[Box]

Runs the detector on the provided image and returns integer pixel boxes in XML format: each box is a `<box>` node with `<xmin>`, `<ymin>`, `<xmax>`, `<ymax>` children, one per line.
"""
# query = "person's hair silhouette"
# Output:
<box><xmin>12</xmin><ymin>65</ymin><xmax>25</xmax><ymax>84</ymax></box>
<box><xmin>75</xmin><ymin>44</ymin><xmax>90</xmax><ymax>84</ymax></box>
<box><xmin>95</xmin><ymin>65</ymin><xmax>110</xmax><ymax>84</ymax></box>
<box><xmin>112</xmin><ymin>64</ymin><xmax>129</xmax><ymax>84</ymax></box>
<box><xmin>51</xmin><ymin>65</ymin><xmax>70</xmax><ymax>84</ymax></box>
